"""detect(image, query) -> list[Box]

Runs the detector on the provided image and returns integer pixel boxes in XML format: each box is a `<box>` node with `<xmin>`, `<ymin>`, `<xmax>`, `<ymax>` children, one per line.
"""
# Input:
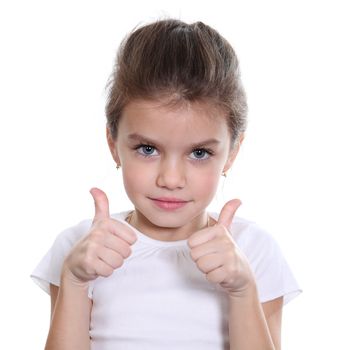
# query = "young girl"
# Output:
<box><xmin>31</xmin><ymin>18</ymin><xmax>301</xmax><ymax>350</ymax></box>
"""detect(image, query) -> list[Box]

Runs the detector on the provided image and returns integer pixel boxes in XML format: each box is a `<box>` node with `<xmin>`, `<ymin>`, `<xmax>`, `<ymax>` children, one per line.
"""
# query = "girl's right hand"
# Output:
<box><xmin>61</xmin><ymin>187</ymin><xmax>138</xmax><ymax>287</ymax></box>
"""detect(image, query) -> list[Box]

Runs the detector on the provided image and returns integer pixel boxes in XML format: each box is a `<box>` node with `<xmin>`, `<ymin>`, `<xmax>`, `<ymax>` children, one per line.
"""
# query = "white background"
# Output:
<box><xmin>1</xmin><ymin>0</ymin><xmax>349</xmax><ymax>348</ymax></box>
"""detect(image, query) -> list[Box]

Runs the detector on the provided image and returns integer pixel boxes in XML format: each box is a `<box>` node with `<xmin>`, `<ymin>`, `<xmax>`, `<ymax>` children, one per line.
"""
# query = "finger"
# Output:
<box><xmin>190</xmin><ymin>239</ymin><xmax>221</xmax><ymax>262</ymax></box>
<box><xmin>217</xmin><ymin>199</ymin><xmax>241</xmax><ymax>229</ymax></box>
<box><xmin>94</xmin><ymin>258</ymin><xmax>115</xmax><ymax>278</ymax></box>
<box><xmin>196</xmin><ymin>253</ymin><xmax>223</xmax><ymax>273</ymax></box>
<box><xmin>206</xmin><ymin>265</ymin><xmax>227</xmax><ymax>284</ymax></box>
<box><xmin>96</xmin><ymin>246</ymin><xmax>124</xmax><ymax>270</ymax></box>
<box><xmin>90</xmin><ymin>187</ymin><xmax>110</xmax><ymax>223</ymax></box>
<box><xmin>102</xmin><ymin>232</ymin><xmax>133</xmax><ymax>258</ymax></box>
<box><xmin>109</xmin><ymin>220</ymin><xmax>138</xmax><ymax>245</ymax></box>
<box><xmin>188</xmin><ymin>226</ymin><xmax>217</xmax><ymax>248</ymax></box>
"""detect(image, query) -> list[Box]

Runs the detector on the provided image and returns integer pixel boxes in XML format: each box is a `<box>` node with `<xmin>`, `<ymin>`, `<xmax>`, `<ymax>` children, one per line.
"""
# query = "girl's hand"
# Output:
<box><xmin>62</xmin><ymin>187</ymin><xmax>138</xmax><ymax>287</ymax></box>
<box><xmin>187</xmin><ymin>200</ymin><xmax>255</xmax><ymax>297</ymax></box>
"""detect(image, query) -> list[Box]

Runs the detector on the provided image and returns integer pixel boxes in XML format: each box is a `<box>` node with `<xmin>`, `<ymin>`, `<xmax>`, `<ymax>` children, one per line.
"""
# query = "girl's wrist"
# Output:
<box><xmin>227</xmin><ymin>280</ymin><xmax>258</xmax><ymax>300</ymax></box>
<box><xmin>60</xmin><ymin>263</ymin><xmax>90</xmax><ymax>291</ymax></box>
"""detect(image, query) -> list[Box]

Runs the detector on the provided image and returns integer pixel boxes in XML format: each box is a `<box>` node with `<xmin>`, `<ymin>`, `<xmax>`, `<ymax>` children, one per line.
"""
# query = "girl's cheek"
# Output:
<box><xmin>122</xmin><ymin>166</ymin><xmax>153</xmax><ymax>193</ymax></box>
<box><xmin>189</xmin><ymin>170</ymin><xmax>219</xmax><ymax>195</ymax></box>
<box><xmin>201</xmin><ymin>170</ymin><xmax>224</xmax><ymax>195</ymax></box>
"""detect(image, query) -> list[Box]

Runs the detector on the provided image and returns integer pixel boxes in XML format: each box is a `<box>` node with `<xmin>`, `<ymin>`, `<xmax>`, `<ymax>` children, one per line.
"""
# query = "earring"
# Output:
<box><xmin>222</xmin><ymin>171</ymin><xmax>227</xmax><ymax>177</ymax></box>
<box><xmin>116</xmin><ymin>164</ymin><xmax>121</xmax><ymax>170</ymax></box>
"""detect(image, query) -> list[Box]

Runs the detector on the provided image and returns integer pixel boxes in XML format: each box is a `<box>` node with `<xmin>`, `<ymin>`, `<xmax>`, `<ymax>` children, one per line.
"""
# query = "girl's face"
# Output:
<box><xmin>107</xmin><ymin>98</ymin><xmax>243</xmax><ymax>241</ymax></box>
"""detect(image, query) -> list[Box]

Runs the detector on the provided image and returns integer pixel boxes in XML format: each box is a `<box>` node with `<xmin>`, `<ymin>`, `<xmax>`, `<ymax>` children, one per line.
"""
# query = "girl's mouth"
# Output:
<box><xmin>150</xmin><ymin>198</ymin><xmax>189</xmax><ymax>210</ymax></box>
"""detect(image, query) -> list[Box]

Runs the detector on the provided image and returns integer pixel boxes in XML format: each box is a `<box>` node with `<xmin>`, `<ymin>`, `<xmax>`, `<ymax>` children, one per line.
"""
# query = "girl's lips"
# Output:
<box><xmin>150</xmin><ymin>198</ymin><xmax>189</xmax><ymax>210</ymax></box>
<box><xmin>152</xmin><ymin>197</ymin><xmax>188</xmax><ymax>202</ymax></box>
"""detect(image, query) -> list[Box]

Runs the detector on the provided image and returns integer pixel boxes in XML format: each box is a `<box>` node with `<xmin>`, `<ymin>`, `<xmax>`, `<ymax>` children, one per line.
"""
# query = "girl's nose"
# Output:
<box><xmin>156</xmin><ymin>160</ymin><xmax>186</xmax><ymax>190</ymax></box>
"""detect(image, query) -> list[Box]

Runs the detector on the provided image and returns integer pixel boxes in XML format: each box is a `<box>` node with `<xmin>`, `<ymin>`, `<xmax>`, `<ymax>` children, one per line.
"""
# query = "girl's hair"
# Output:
<box><xmin>105</xmin><ymin>19</ymin><xmax>248</xmax><ymax>149</ymax></box>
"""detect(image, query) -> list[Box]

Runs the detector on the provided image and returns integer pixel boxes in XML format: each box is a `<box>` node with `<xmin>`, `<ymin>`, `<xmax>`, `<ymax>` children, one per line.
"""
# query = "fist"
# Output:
<box><xmin>187</xmin><ymin>200</ymin><xmax>255</xmax><ymax>297</ymax></box>
<box><xmin>62</xmin><ymin>187</ymin><xmax>137</xmax><ymax>286</ymax></box>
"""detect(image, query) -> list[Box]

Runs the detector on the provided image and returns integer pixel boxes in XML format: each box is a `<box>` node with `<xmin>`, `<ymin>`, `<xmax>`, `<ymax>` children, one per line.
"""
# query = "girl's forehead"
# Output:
<box><xmin>120</xmin><ymin>99</ymin><xmax>228</xmax><ymax>134</ymax></box>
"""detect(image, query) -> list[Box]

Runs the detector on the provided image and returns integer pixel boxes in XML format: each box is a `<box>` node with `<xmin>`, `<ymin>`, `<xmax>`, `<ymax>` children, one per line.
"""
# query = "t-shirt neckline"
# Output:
<box><xmin>112</xmin><ymin>210</ymin><xmax>217</xmax><ymax>248</ymax></box>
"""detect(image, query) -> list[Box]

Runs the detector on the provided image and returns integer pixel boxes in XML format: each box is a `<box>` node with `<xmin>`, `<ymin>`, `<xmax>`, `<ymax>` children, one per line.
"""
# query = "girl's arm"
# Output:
<box><xmin>44</xmin><ymin>188</ymin><xmax>137</xmax><ymax>349</ymax></box>
<box><xmin>188</xmin><ymin>203</ymin><xmax>288</xmax><ymax>349</ymax></box>
<box><xmin>262</xmin><ymin>297</ymin><xmax>283</xmax><ymax>349</ymax></box>
<box><xmin>49</xmin><ymin>284</ymin><xmax>59</xmax><ymax>322</ymax></box>
<box><xmin>45</xmin><ymin>272</ymin><xmax>92</xmax><ymax>350</ymax></box>
<box><xmin>228</xmin><ymin>286</ymin><xmax>282</xmax><ymax>350</ymax></box>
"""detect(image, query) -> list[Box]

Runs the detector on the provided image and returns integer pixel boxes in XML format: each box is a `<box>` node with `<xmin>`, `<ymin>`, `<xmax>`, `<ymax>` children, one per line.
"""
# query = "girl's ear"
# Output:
<box><xmin>106</xmin><ymin>127</ymin><xmax>121</xmax><ymax>165</ymax></box>
<box><xmin>223</xmin><ymin>133</ymin><xmax>245</xmax><ymax>173</ymax></box>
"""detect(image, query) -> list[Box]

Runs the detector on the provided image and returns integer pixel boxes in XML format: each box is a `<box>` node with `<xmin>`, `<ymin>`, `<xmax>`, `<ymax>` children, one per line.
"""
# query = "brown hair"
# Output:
<box><xmin>105</xmin><ymin>19</ymin><xmax>248</xmax><ymax>149</ymax></box>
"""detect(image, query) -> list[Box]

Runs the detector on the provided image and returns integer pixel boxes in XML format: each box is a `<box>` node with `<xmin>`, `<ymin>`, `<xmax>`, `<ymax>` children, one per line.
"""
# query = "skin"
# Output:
<box><xmin>47</xmin><ymin>97</ymin><xmax>283</xmax><ymax>349</ymax></box>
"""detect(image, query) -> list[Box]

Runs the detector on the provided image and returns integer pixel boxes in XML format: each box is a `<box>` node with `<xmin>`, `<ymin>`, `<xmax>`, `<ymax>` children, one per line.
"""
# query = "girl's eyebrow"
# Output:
<box><xmin>127</xmin><ymin>133</ymin><xmax>220</xmax><ymax>148</ymax></box>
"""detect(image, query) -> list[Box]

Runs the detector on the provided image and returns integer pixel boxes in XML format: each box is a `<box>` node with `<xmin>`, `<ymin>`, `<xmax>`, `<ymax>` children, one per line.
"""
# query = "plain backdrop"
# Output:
<box><xmin>1</xmin><ymin>0</ymin><xmax>349</xmax><ymax>348</ymax></box>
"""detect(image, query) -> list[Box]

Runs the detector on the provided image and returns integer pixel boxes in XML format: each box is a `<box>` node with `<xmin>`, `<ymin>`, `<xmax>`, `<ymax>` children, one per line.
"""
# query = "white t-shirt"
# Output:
<box><xmin>31</xmin><ymin>210</ymin><xmax>301</xmax><ymax>350</ymax></box>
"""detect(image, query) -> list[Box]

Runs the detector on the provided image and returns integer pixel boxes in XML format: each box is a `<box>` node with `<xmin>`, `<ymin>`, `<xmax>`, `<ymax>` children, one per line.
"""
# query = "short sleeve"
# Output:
<box><xmin>232</xmin><ymin>220</ymin><xmax>302</xmax><ymax>305</ymax></box>
<box><xmin>30</xmin><ymin>218</ymin><xmax>93</xmax><ymax>298</ymax></box>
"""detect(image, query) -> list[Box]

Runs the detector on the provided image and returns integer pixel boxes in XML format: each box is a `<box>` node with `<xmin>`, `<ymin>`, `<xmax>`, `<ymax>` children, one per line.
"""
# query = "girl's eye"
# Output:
<box><xmin>190</xmin><ymin>148</ymin><xmax>213</xmax><ymax>161</ymax></box>
<box><xmin>134</xmin><ymin>144</ymin><xmax>214</xmax><ymax>161</ymax></box>
<box><xmin>135</xmin><ymin>144</ymin><xmax>158</xmax><ymax>157</ymax></box>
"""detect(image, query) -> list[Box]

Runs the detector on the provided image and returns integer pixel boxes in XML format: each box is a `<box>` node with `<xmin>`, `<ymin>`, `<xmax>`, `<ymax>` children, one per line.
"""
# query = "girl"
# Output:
<box><xmin>31</xmin><ymin>18</ymin><xmax>301</xmax><ymax>350</ymax></box>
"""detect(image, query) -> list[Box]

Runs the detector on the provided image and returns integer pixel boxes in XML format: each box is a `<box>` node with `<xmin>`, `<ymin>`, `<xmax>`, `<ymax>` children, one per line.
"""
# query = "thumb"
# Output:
<box><xmin>217</xmin><ymin>199</ymin><xmax>242</xmax><ymax>229</ymax></box>
<box><xmin>90</xmin><ymin>187</ymin><xmax>110</xmax><ymax>223</ymax></box>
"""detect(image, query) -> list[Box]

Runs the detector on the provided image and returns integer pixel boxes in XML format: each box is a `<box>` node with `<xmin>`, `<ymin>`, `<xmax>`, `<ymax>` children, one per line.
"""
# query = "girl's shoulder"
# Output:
<box><xmin>53</xmin><ymin>217</ymin><xmax>93</xmax><ymax>247</ymax></box>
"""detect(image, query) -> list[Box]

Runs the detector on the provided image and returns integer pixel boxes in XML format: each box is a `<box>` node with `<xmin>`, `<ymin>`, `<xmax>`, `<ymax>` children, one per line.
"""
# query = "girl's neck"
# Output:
<box><xmin>126</xmin><ymin>210</ymin><xmax>212</xmax><ymax>241</ymax></box>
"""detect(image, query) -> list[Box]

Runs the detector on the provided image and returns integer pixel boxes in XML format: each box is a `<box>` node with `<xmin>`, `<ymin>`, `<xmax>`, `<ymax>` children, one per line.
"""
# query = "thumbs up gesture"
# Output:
<box><xmin>62</xmin><ymin>187</ymin><xmax>137</xmax><ymax>286</ymax></box>
<box><xmin>187</xmin><ymin>200</ymin><xmax>255</xmax><ymax>297</ymax></box>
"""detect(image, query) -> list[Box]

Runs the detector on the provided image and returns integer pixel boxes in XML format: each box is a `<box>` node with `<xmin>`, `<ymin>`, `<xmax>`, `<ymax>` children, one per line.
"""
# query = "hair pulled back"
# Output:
<box><xmin>105</xmin><ymin>19</ymin><xmax>248</xmax><ymax>148</ymax></box>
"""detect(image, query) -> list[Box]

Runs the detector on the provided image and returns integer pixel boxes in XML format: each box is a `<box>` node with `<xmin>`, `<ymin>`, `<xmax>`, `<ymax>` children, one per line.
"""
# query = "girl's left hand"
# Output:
<box><xmin>187</xmin><ymin>200</ymin><xmax>256</xmax><ymax>297</ymax></box>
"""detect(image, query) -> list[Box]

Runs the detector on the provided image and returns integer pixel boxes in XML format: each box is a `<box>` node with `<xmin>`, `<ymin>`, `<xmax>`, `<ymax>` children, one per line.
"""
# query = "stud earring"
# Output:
<box><xmin>222</xmin><ymin>171</ymin><xmax>227</xmax><ymax>177</ymax></box>
<box><xmin>116</xmin><ymin>164</ymin><xmax>121</xmax><ymax>170</ymax></box>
